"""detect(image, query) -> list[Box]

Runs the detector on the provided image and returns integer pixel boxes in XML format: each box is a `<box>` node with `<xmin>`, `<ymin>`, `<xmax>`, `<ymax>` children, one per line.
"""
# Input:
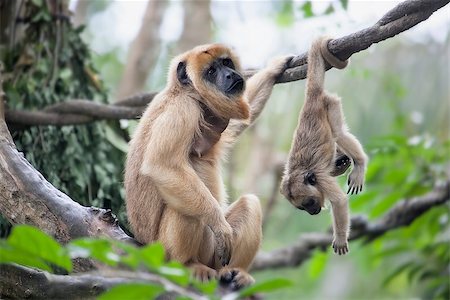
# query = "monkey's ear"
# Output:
<box><xmin>177</xmin><ymin>61</ymin><xmax>191</xmax><ymax>85</ymax></box>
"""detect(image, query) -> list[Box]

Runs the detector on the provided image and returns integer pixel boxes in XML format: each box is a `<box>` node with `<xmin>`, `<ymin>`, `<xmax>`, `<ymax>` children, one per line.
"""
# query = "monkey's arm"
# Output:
<box><xmin>140</xmin><ymin>102</ymin><xmax>233</xmax><ymax>264</ymax></box>
<box><xmin>141</xmin><ymin>104</ymin><xmax>225</xmax><ymax>226</ymax></box>
<box><xmin>226</xmin><ymin>57</ymin><xmax>292</xmax><ymax>138</ymax></box>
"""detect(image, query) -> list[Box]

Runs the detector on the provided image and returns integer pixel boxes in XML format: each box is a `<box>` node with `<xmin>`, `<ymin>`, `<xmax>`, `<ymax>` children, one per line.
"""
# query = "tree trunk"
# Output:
<box><xmin>115</xmin><ymin>0</ymin><xmax>167</xmax><ymax>102</ymax></box>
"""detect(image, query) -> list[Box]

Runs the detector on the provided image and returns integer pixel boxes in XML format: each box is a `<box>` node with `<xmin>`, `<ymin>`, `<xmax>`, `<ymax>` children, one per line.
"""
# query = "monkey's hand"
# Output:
<box><xmin>211</xmin><ymin>219</ymin><xmax>233</xmax><ymax>266</ymax></box>
<box><xmin>332</xmin><ymin>235</ymin><xmax>349</xmax><ymax>255</ymax></box>
<box><xmin>266</xmin><ymin>55</ymin><xmax>295</xmax><ymax>78</ymax></box>
<box><xmin>347</xmin><ymin>165</ymin><xmax>365</xmax><ymax>195</ymax></box>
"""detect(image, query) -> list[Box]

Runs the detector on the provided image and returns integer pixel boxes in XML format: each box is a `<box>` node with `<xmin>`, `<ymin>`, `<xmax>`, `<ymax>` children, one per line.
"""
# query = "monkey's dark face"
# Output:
<box><xmin>280</xmin><ymin>171</ymin><xmax>324</xmax><ymax>215</ymax></box>
<box><xmin>173</xmin><ymin>44</ymin><xmax>250</xmax><ymax>120</ymax></box>
<box><xmin>204</xmin><ymin>58</ymin><xmax>245</xmax><ymax>96</ymax></box>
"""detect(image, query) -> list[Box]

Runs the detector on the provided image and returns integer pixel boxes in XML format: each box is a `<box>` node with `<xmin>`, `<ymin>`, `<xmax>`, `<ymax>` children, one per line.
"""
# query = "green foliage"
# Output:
<box><xmin>0</xmin><ymin>225</ymin><xmax>71</xmax><ymax>273</ymax></box>
<box><xmin>0</xmin><ymin>1</ymin><xmax>127</xmax><ymax>233</ymax></box>
<box><xmin>300</xmin><ymin>2</ymin><xmax>313</xmax><ymax>18</ymax></box>
<box><xmin>273</xmin><ymin>0</ymin><xmax>349</xmax><ymax>25</ymax></box>
<box><xmin>0</xmin><ymin>225</ymin><xmax>292</xmax><ymax>298</ymax></box>
<box><xmin>276</xmin><ymin>1</ymin><xmax>295</xmax><ymax>27</ymax></box>
<box><xmin>360</xmin><ymin>134</ymin><xmax>449</xmax><ymax>299</ymax></box>
<box><xmin>340</xmin><ymin>0</ymin><xmax>349</xmax><ymax>10</ymax></box>
<box><xmin>239</xmin><ymin>278</ymin><xmax>293</xmax><ymax>297</ymax></box>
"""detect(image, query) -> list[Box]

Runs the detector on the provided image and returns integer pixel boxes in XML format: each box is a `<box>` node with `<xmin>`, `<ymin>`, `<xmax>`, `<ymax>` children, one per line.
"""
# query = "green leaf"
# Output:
<box><xmin>115</xmin><ymin>242</ymin><xmax>140</xmax><ymax>270</ymax></box>
<box><xmin>276</xmin><ymin>1</ymin><xmax>295</xmax><ymax>27</ymax></box>
<box><xmin>3</xmin><ymin>225</ymin><xmax>72</xmax><ymax>272</ymax></box>
<box><xmin>0</xmin><ymin>241</ymin><xmax>52</xmax><ymax>272</ymax></box>
<box><xmin>308</xmin><ymin>252</ymin><xmax>328</xmax><ymax>279</ymax></box>
<box><xmin>158</xmin><ymin>261</ymin><xmax>190</xmax><ymax>286</ymax></box>
<box><xmin>340</xmin><ymin>0</ymin><xmax>349</xmax><ymax>10</ymax></box>
<box><xmin>301</xmin><ymin>1</ymin><xmax>314</xmax><ymax>18</ymax></box>
<box><xmin>68</xmin><ymin>238</ymin><xmax>119</xmax><ymax>266</ymax></box>
<box><xmin>324</xmin><ymin>4</ymin><xmax>335</xmax><ymax>15</ymax></box>
<box><xmin>104</xmin><ymin>125</ymin><xmax>129</xmax><ymax>153</ymax></box>
<box><xmin>239</xmin><ymin>278</ymin><xmax>293</xmax><ymax>297</ymax></box>
<box><xmin>192</xmin><ymin>278</ymin><xmax>218</xmax><ymax>295</ymax></box>
<box><xmin>140</xmin><ymin>243</ymin><xmax>165</xmax><ymax>270</ymax></box>
<box><xmin>98</xmin><ymin>283</ymin><xmax>164</xmax><ymax>300</ymax></box>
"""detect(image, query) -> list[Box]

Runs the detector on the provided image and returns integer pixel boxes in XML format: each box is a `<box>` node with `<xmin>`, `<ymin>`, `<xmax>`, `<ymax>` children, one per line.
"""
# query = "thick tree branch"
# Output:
<box><xmin>0</xmin><ymin>264</ymin><xmax>206</xmax><ymax>300</ymax></box>
<box><xmin>251</xmin><ymin>181</ymin><xmax>450</xmax><ymax>271</ymax></box>
<box><xmin>5</xmin><ymin>0</ymin><xmax>448</xmax><ymax>127</ymax></box>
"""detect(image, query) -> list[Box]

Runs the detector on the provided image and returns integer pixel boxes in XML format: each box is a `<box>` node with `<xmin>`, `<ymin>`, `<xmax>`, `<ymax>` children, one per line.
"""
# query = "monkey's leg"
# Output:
<box><xmin>159</xmin><ymin>208</ymin><xmax>216</xmax><ymax>282</ymax></box>
<box><xmin>217</xmin><ymin>194</ymin><xmax>262</xmax><ymax>289</ymax></box>
<box><xmin>323</xmin><ymin>178</ymin><xmax>350</xmax><ymax>255</ymax></box>
<box><xmin>325</xmin><ymin>95</ymin><xmax>367</xmax><ymax>194</ymax></box>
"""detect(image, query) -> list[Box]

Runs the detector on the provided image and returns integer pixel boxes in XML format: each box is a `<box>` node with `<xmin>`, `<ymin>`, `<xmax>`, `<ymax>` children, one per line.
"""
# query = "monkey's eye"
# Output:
<box><xmin>305</xmin><ymin>172</ymin><xmax>317</xmax><ymax>186</ymax></box>
<box><xmin>207</xmin><ymin>66</ymin><xmax>216</xmax><ymax>76</ymax></box>
<box><xmin>223</xmin><ymin>58</ymin><xmax>233</xmax><ymax>68</ymax></box>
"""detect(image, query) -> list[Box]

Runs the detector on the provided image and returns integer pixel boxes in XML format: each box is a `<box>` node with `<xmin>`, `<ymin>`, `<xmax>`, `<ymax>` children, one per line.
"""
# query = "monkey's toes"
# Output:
<box><xmin>332</xmin><ymin>240</ymin><xmax>349</xmax><ymax>255</ymax></box>
<box><xmin>219</xmin><ymin>268</ymin><xmax>255</xmax><ymax>290</ymax></box>
<box><xmin>191</xmin><ymin>264</ymin><xmax>217</xmax><ymax>283</ymax></box>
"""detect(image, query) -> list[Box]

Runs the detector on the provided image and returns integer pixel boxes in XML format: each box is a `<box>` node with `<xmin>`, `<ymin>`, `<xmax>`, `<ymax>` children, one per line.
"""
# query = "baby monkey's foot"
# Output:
<box><xmin>219</xmin><ymin>267</ymin><xmax>255</xmax><ymax>290</ymax></box>
<box><xmin>347</xmin><ymin>166</ymin><xmax>365</xmax><ymax>195</ymax></box>
<box><xmin>332</xmin><ymin>236</ymin><xmax>349</xmax><ymax>255</ymax></box>
<box><xmin>330</xmin><ymin>154</ymin><xmax>351</xmax><ymax>177</ymax></box>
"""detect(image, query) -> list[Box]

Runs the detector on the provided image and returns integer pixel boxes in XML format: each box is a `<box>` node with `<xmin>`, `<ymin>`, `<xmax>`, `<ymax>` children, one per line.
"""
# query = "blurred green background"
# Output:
<box><xmin>0</xmin><ymin>0</ymin><xmax>448</xmax><ymax>299</ymax></box>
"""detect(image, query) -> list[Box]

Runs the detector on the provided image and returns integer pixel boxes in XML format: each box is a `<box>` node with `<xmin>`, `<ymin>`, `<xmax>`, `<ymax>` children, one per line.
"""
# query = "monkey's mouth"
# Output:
<box><xmin>226</xmin><ymin>79</ymin><xmax>244</xmax><ymax>94</ymax></box>
<box><xmin>309</xmin><ymin>207</ymin><xmax>321</xmax><ymax>215</ymax></box>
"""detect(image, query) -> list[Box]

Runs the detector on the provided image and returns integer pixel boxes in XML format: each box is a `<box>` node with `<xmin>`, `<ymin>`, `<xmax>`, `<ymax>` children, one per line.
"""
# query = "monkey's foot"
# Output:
<box><xmin>332</xmin><ymin>237</ymin><xmax>349</xmax><ymax>255</ymax></box>
<box><xmin>347</xmin><ymin>167</ymin><xmax>365</xmax><ymax>195</ymax></box>
<box><xmin>330</xmin><ymin>154</ymin><xmax>351</xmax><ymax>177</ymax></box>
<box><xmin>190</xmin><ymin>263</ymin><xmax>217</xmax><ymax>283</ymax></box>
<box><xmin>219</xmin><ymin>267</ymin><xmax>255</xmax><ymax>290</ymax></box>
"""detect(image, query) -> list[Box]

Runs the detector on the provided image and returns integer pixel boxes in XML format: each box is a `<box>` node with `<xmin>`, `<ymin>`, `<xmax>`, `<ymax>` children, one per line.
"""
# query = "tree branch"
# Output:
<box><xmin>251</xmin><ymin>180</ymin><xmax>450</xmax><ymax>271</ymax></box>
<box><xmin>5</xmin><ymin>0</ymin><xmax>449</xmax><ymax>127</ymax></box>
<box><xmin>0</xmin><ymin>264</ymin><xmax>206</xmax><ymax>300</ymax></box>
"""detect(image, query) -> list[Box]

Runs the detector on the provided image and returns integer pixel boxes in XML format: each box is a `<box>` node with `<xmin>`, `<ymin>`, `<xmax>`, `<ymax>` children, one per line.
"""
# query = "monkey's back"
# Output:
<box><xmin>292</xmin><ymin>93</ymin><xmax>335</xmax><ymax>171</ymax></box>
<box><xmin>124</xmin><ymin>96</ymin><xmax>167</xmax><ymax>244</ymax></box>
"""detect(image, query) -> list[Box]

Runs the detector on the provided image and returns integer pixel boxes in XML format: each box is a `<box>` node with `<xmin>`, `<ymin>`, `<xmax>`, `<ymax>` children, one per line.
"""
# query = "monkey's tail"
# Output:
<box><xmin>305</xmin><ymin>37</ymin><xmax>349</xmax><ymax>97</ymax></box>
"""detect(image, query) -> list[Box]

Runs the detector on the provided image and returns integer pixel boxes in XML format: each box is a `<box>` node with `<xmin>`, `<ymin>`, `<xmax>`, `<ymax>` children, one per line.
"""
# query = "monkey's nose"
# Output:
<box><xmin>303</xmin><ymin>197</ymin><xmax>316</xmax><ymax>208</ymax></box>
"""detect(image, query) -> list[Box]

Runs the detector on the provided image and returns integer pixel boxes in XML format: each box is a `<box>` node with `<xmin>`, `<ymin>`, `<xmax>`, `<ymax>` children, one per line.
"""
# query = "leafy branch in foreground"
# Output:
<box><xmin>0</xmin><ymin>224</ymin><xmax>291</xmax><ymax>299</ymax></box>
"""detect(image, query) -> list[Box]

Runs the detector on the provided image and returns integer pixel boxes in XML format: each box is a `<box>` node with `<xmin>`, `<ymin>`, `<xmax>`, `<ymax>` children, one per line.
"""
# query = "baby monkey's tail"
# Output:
<box><xmin>305</xmin><ymin>37</ymin><xmax>349</xmax><ymax>97</ymax></box>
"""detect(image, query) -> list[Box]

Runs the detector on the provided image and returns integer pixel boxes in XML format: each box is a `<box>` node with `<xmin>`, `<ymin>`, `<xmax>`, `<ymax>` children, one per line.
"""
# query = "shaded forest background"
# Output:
<box><xmin>0</xmin><ymin>0</ymin><xmax>449</xmax><ymax>299</ymax></box>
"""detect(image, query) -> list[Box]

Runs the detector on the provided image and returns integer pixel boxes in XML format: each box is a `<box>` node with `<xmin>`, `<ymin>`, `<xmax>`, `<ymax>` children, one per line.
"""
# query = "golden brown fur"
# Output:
<box><xmin>280</xmin><ymin>37</ymin><xmax>368</xmax><ymax>255</ymax></box>
<box><xmin>125</xmin><ymin>44</ymin><xmax>291</xmax><ymax>287</ymax></box>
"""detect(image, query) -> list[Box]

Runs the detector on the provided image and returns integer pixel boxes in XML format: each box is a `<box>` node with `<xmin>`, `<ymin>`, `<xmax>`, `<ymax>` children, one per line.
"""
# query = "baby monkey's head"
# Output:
<box><xmin>280</xmin><ymin>170</ymin><xmax>325</xmax><ymax>215</ymax></box>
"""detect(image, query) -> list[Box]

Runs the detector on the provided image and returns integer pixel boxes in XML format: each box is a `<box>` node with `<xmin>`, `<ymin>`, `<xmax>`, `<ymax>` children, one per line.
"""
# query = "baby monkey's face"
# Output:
<box><xmin>281</xmin><ymin>171</ymin><xmax>324</xmax><ymax>215</ymax></box>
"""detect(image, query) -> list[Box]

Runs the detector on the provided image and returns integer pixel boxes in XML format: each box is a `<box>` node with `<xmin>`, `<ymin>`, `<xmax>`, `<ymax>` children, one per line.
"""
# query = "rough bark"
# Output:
<box><xmin>115</xmin><ymin>0</ymin><xmax>167</xmax><ymax>102</ymax></box>
<box><xmin>5</xmin><ymin>0</ymin><xmax>448</xmax><ymax>127</ymax></box>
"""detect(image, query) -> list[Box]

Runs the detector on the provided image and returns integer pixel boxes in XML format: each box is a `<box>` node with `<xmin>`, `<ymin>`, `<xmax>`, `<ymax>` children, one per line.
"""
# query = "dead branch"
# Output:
<box><xmin>251</xmin><ymin>181</ymin><xmax>450</xmax><ymax>271</ymax></box>
<box><xmin>5</xmin><ymin>0</ymin><xmax>449</xmax><ymax>127</ymax></box>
